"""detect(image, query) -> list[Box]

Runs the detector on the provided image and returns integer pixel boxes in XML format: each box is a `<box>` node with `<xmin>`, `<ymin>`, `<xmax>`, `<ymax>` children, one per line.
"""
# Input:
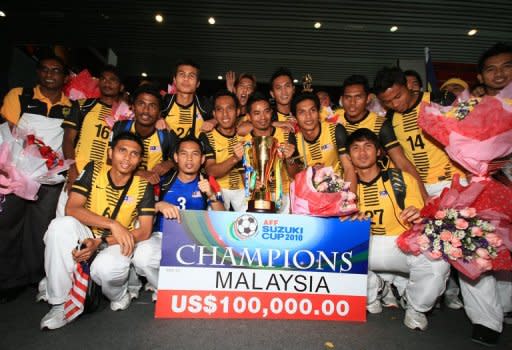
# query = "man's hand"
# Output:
<box><xmin>233</xmin><ymin>142</ymin><xmax>245</xmax><ymax>161</ymax></box>
<box><xmin>72</xmin><ymin>238</ymin><xmax>100</xmax><ymax>263</ymax></box>
<box><xmin>110</xmin><ymin>221</ymin><xmax>135</xmax><ymax>256</ymax></box>
<box><xmin>400</xmin><ymin>206</ymin><xmax>422</xmax><ymax>224</ymax></box>
<box><xmin>136</xmin><ymin>169</ymin><xmax>160</xmax><ymax>185</ymax></box>
<box><xmin>156</xmin><ymin>201</ymin><xmax>181</xmax><ymax>223</ymax></box>
<box><xmin>66</xmin><ymin>164</ymin><xmax>79</xmax><ymax>193</ymax></box>
<box><xmin>225</xmin><ymin>71</ymin><xmax>236</xmax><ymax>92</ymax></box>
<box><xmin>151</xmin><ymin>161</ymin><xmax>173</xmax><ymax>177</ymax></box>
<box><xmin>278</xmin><ymin>142</ymin><xmax>295</xmax><ymax>160</ymax></box>
<box><xmin>236</xmin><ymin>121</ymin><xmax>253</xmax><ymax>136</ymax></box>
<box><xmin>155</xmin><ymin>118</ymin><xmax>169</xmax><ymax>131</ymax></box>
<box><xmin>198</xmin><ymin>175</ymin><xmax>214</xmax><ymax>198</ymax></box>
<box><xmin>272</xmin><ymin>120</ymin><xmax>296</xmax><ymax>133</ymax></box>
<box><xmin>201</xmin><ymin>119</ymin><xmax>217</xmax><ymax>132</ymax></box>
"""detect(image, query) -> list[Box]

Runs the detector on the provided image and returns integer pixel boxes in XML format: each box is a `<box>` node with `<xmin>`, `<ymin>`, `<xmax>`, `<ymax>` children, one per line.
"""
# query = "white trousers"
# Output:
<box><xmin>55</xmin><ymin>187</ymin><xmax>68</xmax><ymax>217</ymax></box>
<box><xmin>43</xmin><ymin>216</ymin><xmax>161</xmax><ymax>304</ymax></box>
<box><xmin>368</xmin><ymin>235</ymin><xmax>450</xmax><ymax>312</ymax></box>
<box><xmin>459</xmin><ymin>273</ymin><xmax>504</xmax><ymax>332</ymax></box>
<box><xmin>221</xmin><ymin>189</ymin><xmax>248</xmax><ymax>212</ymax></box>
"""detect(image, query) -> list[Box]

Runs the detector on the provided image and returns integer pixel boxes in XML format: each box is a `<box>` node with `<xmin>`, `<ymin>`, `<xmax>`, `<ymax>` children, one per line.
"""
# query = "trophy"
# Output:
<box><xmin>247</xmin><ymin>136</ymin><xmax>279</xmax><ymax>213</ymax></box>
<box><xmin>302</xmin><ymin>73</ymin><xmax>313</xmax><ymax>92</ymax></box>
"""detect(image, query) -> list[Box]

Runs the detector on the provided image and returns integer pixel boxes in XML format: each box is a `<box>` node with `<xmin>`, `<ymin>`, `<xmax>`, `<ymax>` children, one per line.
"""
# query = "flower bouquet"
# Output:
<box><xmin>290</xmin><ymin>166</ymin><xmax>357</xmax><ymax>217</ymax></box>
<box><xmin>397</xmin><ymin>175</ymin><xmax>512</xmax><ymax>280</ymax></box>
<box><xmin>105</xmin><ymin>101</ymin><xmax>134</xmax><ymax>129</ymax></box>
<box><xmin>64</xmin><ymin>69</ymin><xmax>101</xmax><ymax>100</ymax></box>
<box><xmin>418</xmin><ymin>82</ymin><xmax>512</xmax><ymax>176</ymax></box>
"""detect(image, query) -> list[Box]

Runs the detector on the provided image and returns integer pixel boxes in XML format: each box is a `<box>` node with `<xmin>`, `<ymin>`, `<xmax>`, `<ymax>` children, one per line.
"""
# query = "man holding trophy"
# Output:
<box><xmin>244</xmin><ymin>92</ymin><xmax>300</xmax><ymax>213</ymax></box>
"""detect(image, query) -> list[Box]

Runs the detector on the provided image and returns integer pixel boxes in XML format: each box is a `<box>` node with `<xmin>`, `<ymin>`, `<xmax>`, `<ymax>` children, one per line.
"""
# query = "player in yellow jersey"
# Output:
<box><xmin>288</xmin><ymin>92</ymin><xmax>357</xmax><ymax>193</ymax></box>
<box><xmin>200</xmin><ymin>91</ymin><xmax>247</xmax><ymax>211</ymax></box>
<box><xmin>40</xmin><ymin>132</ymin><xmax>156</xmax><ymax>330</ymax></box>
<box><xmin>339</xmin><ymin>75</ymin><xmax>428</xmax><ymax>201</ymax></box>
<box><xmin>112</xmin><ymin>85</ymin><xmax>177</xmax><ymax>185</ymax></box>
<box><xmin>246</xmin><ymin>92</ymin><xmax>300</xmax><ymax>213</ymax></box>
<box><xmin>347</xmin><ymin>128</ymin><xmax>449</xmax><ymax>331</ymax></box>
<box><xmin>374</xmin><ymin>67</ymin><xmax>463</xmax><ymax>197</ymax></box>
<box><xmin>161</xmin><ymin>59</ymin><xmax>212</xmax><ymax>138</ymax></box>
<box><xmin>477</xmin><ymin>42</ymin><xmax>512</xmax><ymax>97</ymax></box>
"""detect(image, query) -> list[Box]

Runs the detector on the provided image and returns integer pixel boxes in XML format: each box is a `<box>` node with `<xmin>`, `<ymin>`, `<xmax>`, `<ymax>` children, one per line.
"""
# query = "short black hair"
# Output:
<box><xmin>291</xmin><ymin>92</ymin><xmax>320</xmax><ymax>116</ymax></box>
<box><xmin>342</xmin><ymin>75</ymin><xmax>370</xmax><ymax>95</ymax></box>
<box><xmin>270</xmin><ymin>67</ymin><xmax>294</xmax><ymax>87</ymax></box>
<box><xmin>99</xmin><ymin>64</ymin><xmax>123</xmax><ymax>83</ymax></box>
<box><xmin>175</xmin><ymin>135</ymin><xmax>204</xmax><ymax>155</ymax></box>
<box><xmin>404</xmin><ymin>70</ymin><xmax>423</xmax><ymax>88</ymax></box>
<box><xmin>131</xmin><ymin>84</ymin><xmax>162</xmax><ymax>109</ymax></box>
<box><xmin>235</xmin><ymin>73</ymin><xmax>257</xmax><ymax>88</ymax></box>
<box><xmin>174</xmin><ymin>59</ymin><xmax>201</xmax><ymax>78</ymax></box>
<box><xmin>246</xmin><ymin>92</ymin><xmax>270</xmax><ymax>114</ymax></box>
<box><xmin>373</xmin><ymin>67</ymin><xmax>407</xmax><ymax>95</ymax></box>
<box><xmin>346</xmin><ymin>128</ymin><xmax>381</xmax><ymax>151</ymax></box>
<box><xmin>38</xmin><ymin>54</ymin><xmax>69</xmax><ymax>75</ymax></box>
<box><xmin>477</xmin><ymin>42</ymin><xmax>512</xmax><ymax>73</ymax></box>
<box><xmin>213</xmin><ymin>89</ymin><xmax>239</xmax><ymax>109</ymax></box>
<box><xmin>111</xmin><ymin>131</ymin><xmax>145</xmax><ymax>158</ymax></box>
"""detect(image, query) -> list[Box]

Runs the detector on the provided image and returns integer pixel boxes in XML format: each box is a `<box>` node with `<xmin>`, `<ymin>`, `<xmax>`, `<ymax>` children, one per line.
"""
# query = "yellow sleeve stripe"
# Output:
<box><xmin>62</xmin><ymin>120</ymin><xmax>77</xmax><ymax>127</ymax></box>
<box><xmin>71</xmin><ymin>185</ymin><xmax>88</xmax><ymax>194</ymax></box>
<box><xmin>384</xmin><ymin>141</ymin><xmax>400</xmax><ymax>149</ymax></box>
<box><xmin>139</xmin><ymin>208</ymin><xmax>156</xmax><ymax>215</ymax></box>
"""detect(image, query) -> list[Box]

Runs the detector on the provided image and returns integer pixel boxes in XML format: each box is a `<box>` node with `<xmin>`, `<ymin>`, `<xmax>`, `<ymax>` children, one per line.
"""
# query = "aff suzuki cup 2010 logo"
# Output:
<box><xmin>232</xmin><ymin>214</ymin><xmax>259</xmax><ymax>240</ymax></box>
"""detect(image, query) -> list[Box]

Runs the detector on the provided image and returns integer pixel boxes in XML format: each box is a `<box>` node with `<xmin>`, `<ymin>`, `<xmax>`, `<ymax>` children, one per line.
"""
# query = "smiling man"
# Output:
<box><xmin>111</xmin><ymin>85</ymin><xmax>177</xmax><ymax>185</ymax></box>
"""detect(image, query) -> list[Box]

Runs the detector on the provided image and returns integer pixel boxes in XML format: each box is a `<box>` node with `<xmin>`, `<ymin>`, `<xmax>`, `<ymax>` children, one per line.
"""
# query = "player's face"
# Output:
<box><xmin>349</xmin><ymin>139</ymin><xmax>379</xmax><ymax>170</ymax></box>
<box><xmin>174</xmin><ymin>141</ymin><xmax>204</xmax><ymax>175</ymax></box>
<box><xmin>174</xmin><ymin>65</ymin><xmax>200</xmax><ymax>94</ymax></box>
<box><xmin>295</xmin><ymin>99</ymin><xmax>320</xmax><ymax>133</ymax></box>
<box><xmin>235</xmin><ymin>77</ymin><xmax>255</xmax><ymax>107</ymax></box>
<box><xmin>406</xmin><ymin>76</ymin><xmax>421</xmax><ymax>93</ymax></box>
<box><xmin>443</xmin><ymin>83</ymin><xmax>465</xmax><ymax>96</ymax></box>
<box><xmin>37</xmin><ymin>59</ymin><xmax>67</xmax><ymax>91</ymax></box>
<box><xmin>342</xmin><ymin>84</ymin><xmax>370</xmax><ymax>120</ymax></box>
<box><xmin>378</xmin><ymin>83</ymin><xmax>412</xmax><ymax>113</ymax></box>
<box><xmin>478</xmin><ymin>52</ymin><xmax>512</xmax><ymax>93</ymax></box>
<box><xmin>109</xmin><ymin>140</ymin><xmax>142</xmax><ymax>175</ymax></box>
<box><xmin>133</xmin><ymin>93</ymin><xmax>160</xmax><ymax>127</ymax></box>
<box><xmin>271</xmin><ymin>75</ymin><xmax>294</xmax><ymax>106</ymax></box>
<box><xmin>99</xmin><ymin>71</ymin><xmax>123</xmax><ymax>98</ymax></box>
<box><xmin>249</xmin><ymin>100</ymin><xmax>272</xmax><ymax>131</ymax></box>
<box><xmin>213</xmin><ymin>95</ymin><xmax>238</xmax><ymax>130</ymax></box>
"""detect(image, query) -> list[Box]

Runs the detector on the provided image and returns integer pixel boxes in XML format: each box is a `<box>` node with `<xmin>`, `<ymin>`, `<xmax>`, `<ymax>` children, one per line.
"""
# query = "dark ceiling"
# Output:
<box><xmin>2</xmin><ymin>1</ymin><xmax>511</xmax><ymax>86</ymax></box>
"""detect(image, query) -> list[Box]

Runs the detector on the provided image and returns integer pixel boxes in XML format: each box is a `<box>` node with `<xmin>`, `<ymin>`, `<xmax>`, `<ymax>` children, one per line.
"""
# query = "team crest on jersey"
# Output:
<box><xmin>149</xmin><ymin>145</ymin><xmax>161</xmax><ymax>152</ymax></box>
<box><xmin>192</xmin><ymin>190</ymin><xmax>202</xmax><ymax>198</ymax></box>
<box><xmin>380</xmin><ymin>190</ymin><xmax>388</xmax><ymax>197</ymax></box>
<box><xmin>321</xmin><ymin>144</ymin><xmax>333</xmax><ymax>151</ymax></box>
<box><xmin>62</xmin><ymin>107</ymin><xmax>71</xmax><ymax>117</ymax></box>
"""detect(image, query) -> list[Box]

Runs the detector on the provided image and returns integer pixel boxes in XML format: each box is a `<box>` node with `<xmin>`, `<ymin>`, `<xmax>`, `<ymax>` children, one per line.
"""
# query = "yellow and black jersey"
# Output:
<box><xmin>273</xmin><ymin>110</ymin><xmax>293</xmax><ymax>123</ymax></box>
<box><xmin>62</xmin><ymin>99</ymin><xmax>112</xmax><ymax>172</ymax></box>
<box><xmin>111</xmin><ymin>120</ymin><xmax>177</xmax><ymax>171</ymax></box>
<box><xmin>0</xmin><ymin>86</ymin><xmax>77</xmax><ymax>125</ymax></box>
<box><xmin>357</xmin><ymin>170</ymin><xmax>424</xmax><ymax>236</ymax></box>
<box><xmin>289</xmin><ymin>121</ymin><xmax>348</xmax><ymax>174</ymax></box>
<box><xmin>71</xmin><ymin>161</ymin><xmax>155</xmax><ymax>237</ymax></box>
<box><xmin>249</xmin><ymin>127</ymin><xmax>297</xmax><ymax>194</ymax></box>
<box><xmin>199</xmin><ymin>129</ymin><xmax>245</xmax><ymax>190</ymax></box>
<box><xmin>387</xmin><ymin>92</ymin><xmax>465</xmax><ymax>184</ymax></box>
<box><xmin>339</xmin><ymin>111</ymin><xmax>400</xmax><ymax>151</ymax></box>
<box><xmin>161</xmin><ymin>94</ymin><xmax>211</xmax><ymax>138</ymax></box>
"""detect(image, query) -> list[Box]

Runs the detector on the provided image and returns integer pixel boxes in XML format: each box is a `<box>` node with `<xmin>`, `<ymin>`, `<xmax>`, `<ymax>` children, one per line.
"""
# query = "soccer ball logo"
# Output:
<box><xmin>233</xmin><ymin>214</ymin><xmax>258</xmax><ymax>240</ymax></box>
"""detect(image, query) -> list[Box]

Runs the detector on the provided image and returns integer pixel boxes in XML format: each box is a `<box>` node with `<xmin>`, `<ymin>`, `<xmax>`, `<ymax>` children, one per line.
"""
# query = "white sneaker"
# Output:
<box><xmin>40</xmin><ymin>304</ymin><xmax>67</xmax><ymax>330</ymax></box>
<box><xmin>144</xmin><ymin>282</ymin><xmax>156</xmax><ymax>292</ymax></box>
<box><xmin>404</xmin><ymin>308</ymin><xmax>428</xmax><ymax>331</ymax></box>
<box><xmin>151</xmin><ymin>291</ymin><xmax>157</xmax><ymax>303</ymax></box>
<box><xmin>128</xmin><ymin>288</ymin><xmax>140</xmax><ymax>300</ymax></box>
<box><xmin>366</xmin><ymin>299</ymin><xmax>382</xmax><ymax>314</ymax></box>
<box><xmin>444</xmin><ymin>294</ymin><xmax>464</xmax><ymax>309</ymax></box>
<box><xmin>110</xmin><ymin>292</ymin><xmax>131</xmax><ymax>311</ymax></box>
<box><xmin>36</xmin><ymin>278</ymin><xmax>48</xmax><ymax>303</ymax></box>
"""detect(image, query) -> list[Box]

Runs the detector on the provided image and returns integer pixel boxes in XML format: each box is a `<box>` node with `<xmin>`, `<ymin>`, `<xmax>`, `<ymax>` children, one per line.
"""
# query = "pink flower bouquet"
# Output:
<box><xmin>290</xmin><ymin>166</ymin><xmax>357</xmax><ymax>217</ymax></box>
<box><xmin>397</xmin><ymin>175</ymin><xmax>512</xmax><ymax>280</ymax></box>
<box><xmin>105</xmin><ymin>101</ymin><xmax>134</xmax><ymax>129</ymax></box>
<box><xmin>64</xmin><ymin>70</ymin><xmax>100</xmax><ymax>100</ymax></box>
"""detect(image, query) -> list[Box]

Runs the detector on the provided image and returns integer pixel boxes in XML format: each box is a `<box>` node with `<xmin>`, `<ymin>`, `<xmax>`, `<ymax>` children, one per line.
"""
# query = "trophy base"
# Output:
<box><xmin>247</xmin><ymin>199</ymin><xmax>276</xmax><ymax>213</ymax></box>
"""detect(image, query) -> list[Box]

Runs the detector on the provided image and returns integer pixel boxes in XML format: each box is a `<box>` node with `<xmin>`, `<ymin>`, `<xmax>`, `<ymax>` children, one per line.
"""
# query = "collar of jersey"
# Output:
<box><xmin>343</xmin><ymin>110</ymin><xmax>370</xmax><ymax>125</ymax></box>
<box><xmin>358</xmin><ymin>171</ymin><xmax>382</xmax><ymax>186</ymax></box>
<box><xmin>303</xmin><ymin>122</ymin><xmax>322</xmax><ymax>144</ymax></box>
<box><xmin>107</xmin><ymin>170</ymin><xmax>132</xmax><ymax>190</ymax></box>
<box><xmin>401</xmin><ymin>92</ymin><xmax>424</xmax><ymax>114</ymax></box>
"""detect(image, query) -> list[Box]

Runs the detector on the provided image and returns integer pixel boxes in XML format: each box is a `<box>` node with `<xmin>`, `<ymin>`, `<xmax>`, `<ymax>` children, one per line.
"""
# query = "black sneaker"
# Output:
<box><xmin>471</xmin><ymin>324</ymin><xmax>500</xmax><ymax>347</ymax></box>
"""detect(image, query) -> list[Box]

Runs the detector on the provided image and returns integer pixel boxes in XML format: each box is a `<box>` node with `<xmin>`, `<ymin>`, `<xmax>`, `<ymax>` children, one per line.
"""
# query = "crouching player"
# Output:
<box><xmin>40</xmin><ymin>132</ymin><xmax>158</xmax><ymax>330</ymax></box>
<box><xmin>347</xmin><ymin>128</ymin><xmax>449</xmax><ymax>330</ymax></box>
